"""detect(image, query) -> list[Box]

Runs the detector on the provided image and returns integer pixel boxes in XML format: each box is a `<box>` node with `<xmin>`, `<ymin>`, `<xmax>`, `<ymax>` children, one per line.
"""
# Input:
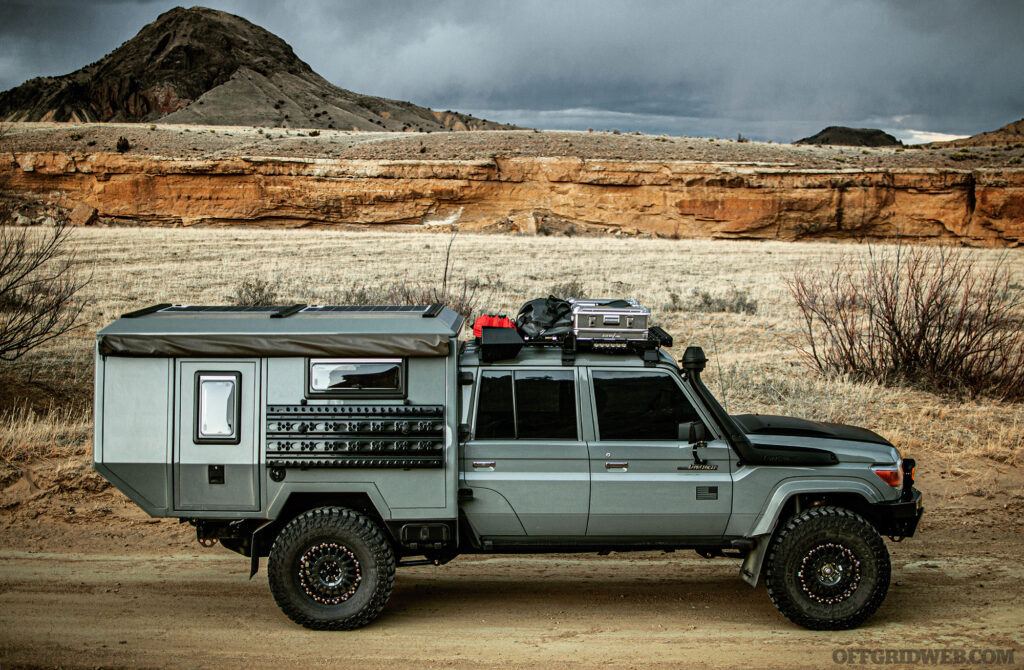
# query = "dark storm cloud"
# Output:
<box><xmin>2</xmin><ymin>0</ymin><xmax>1022</xmax><ymax>142</ymax></box>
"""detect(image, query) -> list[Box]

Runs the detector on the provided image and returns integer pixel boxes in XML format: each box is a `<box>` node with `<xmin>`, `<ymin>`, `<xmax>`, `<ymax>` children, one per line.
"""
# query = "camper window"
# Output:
<box><xmin>195</xmin><ymin>372</ymin><xmax>241</xmax><ymax>444</ymax></box>
<box><xmin>307</xmin><ymin>358</ymin><xmax>406</xmax><ymax>398</ymax></box>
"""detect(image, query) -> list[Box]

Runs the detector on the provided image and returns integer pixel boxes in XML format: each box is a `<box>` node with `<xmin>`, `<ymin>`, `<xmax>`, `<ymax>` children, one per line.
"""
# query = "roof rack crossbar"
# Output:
<box><xmin>270</xmin><ymin>304</ymin><xmax>307</xmax><ymax>319</ymax></box>
<box><xmin>121</xmin><ymin>303</ymin><xmax>172</xmax><ymax>319</ymax></box>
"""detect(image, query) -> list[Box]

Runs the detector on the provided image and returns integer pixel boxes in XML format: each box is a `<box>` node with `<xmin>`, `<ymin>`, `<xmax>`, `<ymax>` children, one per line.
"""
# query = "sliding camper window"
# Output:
<box><xmin>194</xmin><ymin>371</ymin><xmax>241</xmax><ymax>444</ymax></box>
<box><xmin>475</xmin><ymin>369</ymin><xmax>577</xmax><ymax>440</ymax></box>
<box><xmin>307</xmin><ymin>358</ymin><xmax>406</xmax><ymax>398</ymax></box>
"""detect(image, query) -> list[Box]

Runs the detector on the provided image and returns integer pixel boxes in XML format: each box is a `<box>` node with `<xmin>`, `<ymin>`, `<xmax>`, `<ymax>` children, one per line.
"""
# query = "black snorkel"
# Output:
<box><xmin>680</xmin><ymin>346</ymin><xmax>838</xmax><ymax>467</ymax></box>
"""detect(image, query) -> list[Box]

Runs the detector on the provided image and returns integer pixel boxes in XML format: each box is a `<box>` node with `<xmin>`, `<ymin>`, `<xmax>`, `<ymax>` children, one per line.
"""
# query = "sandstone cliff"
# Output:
<box><xmin>2</xmin><ymin>152</ymin><xmax>1021</xmax><ymax>247</ymax></box>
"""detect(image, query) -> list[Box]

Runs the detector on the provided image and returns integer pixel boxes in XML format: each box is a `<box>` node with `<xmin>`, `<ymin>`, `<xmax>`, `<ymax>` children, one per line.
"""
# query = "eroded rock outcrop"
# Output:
<box><xmin>1</xmin><ymin>152</ymin><xmax>1021</xmax><ymax>246</ymax></box>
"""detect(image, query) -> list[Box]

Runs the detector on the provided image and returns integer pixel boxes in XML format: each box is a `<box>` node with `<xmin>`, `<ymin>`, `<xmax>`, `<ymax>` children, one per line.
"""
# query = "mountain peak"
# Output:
<box><xmin>0</xmin><ymin>5</ymin><xmax>516</xmax><ymax>132</ymax></box>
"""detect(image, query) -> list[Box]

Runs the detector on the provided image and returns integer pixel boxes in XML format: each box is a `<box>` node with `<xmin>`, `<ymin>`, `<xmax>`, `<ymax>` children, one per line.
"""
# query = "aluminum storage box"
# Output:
<box><xmin>568</xmin><ymin>298</ymin><xmax>650</xmax><ymax>342</ymax></box>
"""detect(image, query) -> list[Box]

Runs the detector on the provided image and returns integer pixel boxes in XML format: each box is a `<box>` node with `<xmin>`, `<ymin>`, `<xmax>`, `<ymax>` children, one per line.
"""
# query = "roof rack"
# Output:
<box><xmin>479</xmin><ymin>325</ymin><xmax>673</xmax><ymax>366</ymax></box>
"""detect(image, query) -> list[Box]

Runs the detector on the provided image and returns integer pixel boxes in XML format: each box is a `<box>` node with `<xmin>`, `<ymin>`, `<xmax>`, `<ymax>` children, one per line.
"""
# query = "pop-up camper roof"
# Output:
<box><xmin>96</xmin><ymin>304</ymin><xmax>463</xmax><ymax>358</ymax></box>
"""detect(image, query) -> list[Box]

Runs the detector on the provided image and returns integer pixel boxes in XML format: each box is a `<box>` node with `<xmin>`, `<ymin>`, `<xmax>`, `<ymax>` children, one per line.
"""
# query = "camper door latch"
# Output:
<box><xmin>208</xmin><ymin>464</ymin><xmax>225</xmax><ymax>485</ymax></box>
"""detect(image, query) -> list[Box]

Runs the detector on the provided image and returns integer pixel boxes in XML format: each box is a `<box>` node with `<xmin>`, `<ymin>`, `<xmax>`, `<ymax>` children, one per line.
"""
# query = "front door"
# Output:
<box><xmin>176</xmin><ymin>360</ymin><xmax>260</xmax><ymax>512</ymax></box>
<box><xmin>585</xmin><ymin>368</ymin><xmax>732</xmax><ymax>537</ymax></box>
<box><xmin>462</xmin><ymin>367</ymin><xmax>588</xmax><ymax>537</ymax></box>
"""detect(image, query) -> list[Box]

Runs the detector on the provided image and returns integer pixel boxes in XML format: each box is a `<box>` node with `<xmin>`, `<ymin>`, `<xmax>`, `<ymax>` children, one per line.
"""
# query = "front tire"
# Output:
<box><xmin>268</xmin><ymin>507</ymin><xmax>395</xmax><ymax>630</ymax></box>
<box><xmin>764</xmin><ymin>506</ymin><xmax>890</xmax><ymax>630</ymax></box>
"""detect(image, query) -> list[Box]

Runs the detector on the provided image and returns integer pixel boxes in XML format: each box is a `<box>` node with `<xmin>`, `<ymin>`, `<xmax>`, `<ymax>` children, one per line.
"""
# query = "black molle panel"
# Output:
<box><xmin>265</xmin><ymin>404</ymin><xmax>445</xmax><ymax>469</ymax></box>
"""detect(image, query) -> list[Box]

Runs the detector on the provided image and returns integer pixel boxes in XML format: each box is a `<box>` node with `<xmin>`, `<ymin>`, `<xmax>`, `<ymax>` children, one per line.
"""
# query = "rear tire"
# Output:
<box><xmin>268</xmin><ymin>506</ymin><xmax>395</xmax><ymax>630</ymax></box>
<box><xmin>764</xmin><ymin>506</ymin><xmax>890</xmax><ymax>630</ymax></box>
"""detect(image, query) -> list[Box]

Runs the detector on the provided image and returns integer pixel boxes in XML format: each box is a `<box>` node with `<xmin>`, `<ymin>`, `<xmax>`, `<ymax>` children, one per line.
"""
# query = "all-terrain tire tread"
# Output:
<box><xmin>764</xmin><ymin>505</ymin><xmax>890</xmax><ymax>630</ymax></box>
<box><xmin>268</xmin><ymin>506</ymin><xmax>395</xmax><ymax>630</ymax></box>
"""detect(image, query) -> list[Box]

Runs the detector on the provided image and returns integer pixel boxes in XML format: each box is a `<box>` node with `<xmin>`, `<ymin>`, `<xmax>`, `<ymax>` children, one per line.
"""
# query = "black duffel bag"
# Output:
<box><xmin>516</xmin><ymin>296</ymin><xmax>572</xmax><ymax>339</ymax></box>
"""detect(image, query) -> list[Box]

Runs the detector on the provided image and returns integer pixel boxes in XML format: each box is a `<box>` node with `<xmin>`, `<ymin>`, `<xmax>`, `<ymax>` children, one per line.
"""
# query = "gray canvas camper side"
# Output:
<box><xmin>94</xmin><ymin>303</ymin><xmax>463</xmax><ymax>526</ymax></box>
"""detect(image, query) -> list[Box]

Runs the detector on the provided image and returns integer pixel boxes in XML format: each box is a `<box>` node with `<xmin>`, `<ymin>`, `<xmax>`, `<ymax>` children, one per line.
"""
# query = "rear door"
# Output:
<box><xmin>584</xmin><ymin>367</ymin><xmax>732</xmax><ymax>537</ymax></box>
<box><xmin>175</xmin><ymin>360</ymin><xmax>260</xmax><ymax>511</ymax></box>
<box><xmin>462</xmin><ymin>367</ymin><xmax>589</xmax><ymax>536</ymax></box>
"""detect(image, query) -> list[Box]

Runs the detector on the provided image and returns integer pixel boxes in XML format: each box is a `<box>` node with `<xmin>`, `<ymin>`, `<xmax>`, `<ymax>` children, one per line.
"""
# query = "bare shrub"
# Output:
<box><xmin>662</xmin><ymin>292</ymin><xmax>686</xmax><ymax>312</ymax></box>
<box><xmin>787</xmin><ymin>243</ymin><xmax>1024</xmax><ymax>400</ymax></box>
<box><xmin>115</xmin><ymin>136</ymin><xmax>130</xmax><ymax>153</ymax></box>
<box><xmin>688</xmin><ymin>288</ymin><xmax>758</xmax><ymax>314</ymax></box>
<box><xmin>549</xmin><ymin>279</ymin><xmax>586</xmax><ymax>299</ymax></box>
<box><xmin>231</xmin><ymin>275</ymin><xmax>281</xmax><ymax>305</ymax></box>
<box><xmin>0</xmin><ymin>208</ymin><xmax>90</xmax><ymax>361</ymax></box>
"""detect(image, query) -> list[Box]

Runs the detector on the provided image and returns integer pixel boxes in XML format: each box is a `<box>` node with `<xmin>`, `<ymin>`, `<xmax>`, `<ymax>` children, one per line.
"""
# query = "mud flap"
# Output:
<box><xmin>249</xmin><ymin>520</ymin><xmax>274</xmax><ymax>579</ymax></box>
<box><xmin>740</xmin><ymin>535</ymin><xmax>770</xmax><ymax>587</ymax></box>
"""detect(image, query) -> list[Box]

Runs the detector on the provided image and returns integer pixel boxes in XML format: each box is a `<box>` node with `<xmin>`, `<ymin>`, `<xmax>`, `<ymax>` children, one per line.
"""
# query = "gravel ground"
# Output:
<box><xmin>4</xmin><ymin>122</ymin><xmax>1024</xmax><ymax>169</ymax></box>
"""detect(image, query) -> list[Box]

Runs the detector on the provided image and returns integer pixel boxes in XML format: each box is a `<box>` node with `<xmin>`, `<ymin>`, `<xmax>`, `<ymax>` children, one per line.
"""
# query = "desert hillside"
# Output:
<box><xmin>0</xmin><ymin>6</ymin><xmax>515</xmax><ymax>133</ymax></box>
<box><xmin>930</xmin><ymin>118</ymin><xmax>1024</xmax><ymax>148</ymax></box>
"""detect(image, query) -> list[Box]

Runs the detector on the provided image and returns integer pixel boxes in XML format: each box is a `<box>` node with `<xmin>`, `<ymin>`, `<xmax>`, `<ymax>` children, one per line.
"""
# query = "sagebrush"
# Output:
<box><xmin>232</xmin><ymin>275</ymin><xmax>281</xmax><ymax>305</ymax></box>
<box><xmin>787</xmin><ymin>244</ymin><xmax>1024</xmax><ymax>400</ymax></box>
<box><xmin>0</xmin><ymin>208</ymin><xmax>90</xmax><ymax>361</ymax></box>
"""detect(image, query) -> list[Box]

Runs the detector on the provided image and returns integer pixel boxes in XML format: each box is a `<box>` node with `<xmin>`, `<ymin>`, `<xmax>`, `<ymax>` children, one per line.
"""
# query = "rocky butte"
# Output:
<box><xmin>0</xmin><ymin>6</ymin><xmax>515</xmax><ymax>133</ymax></box>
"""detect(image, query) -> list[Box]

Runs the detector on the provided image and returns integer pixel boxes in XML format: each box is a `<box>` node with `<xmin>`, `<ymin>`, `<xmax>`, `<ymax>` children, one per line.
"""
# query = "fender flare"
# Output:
<box><xmin>738</xmin><ymin>477</ymin><xmax>884</xmax><ymax>587</ymax></box>
<box><xmin>249</xmin><ymin>483</ymin><xmax>393</xmax><ymax>578</ymax></box>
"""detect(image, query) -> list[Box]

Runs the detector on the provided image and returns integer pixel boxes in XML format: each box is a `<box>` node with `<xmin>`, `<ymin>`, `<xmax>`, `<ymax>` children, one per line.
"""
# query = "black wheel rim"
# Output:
<box><xmin>798</xmin><ymin>542</ymin><xmax>861</xmax><ymax>604</ymax></box>
<box><xmin>297</xmin><ymin>541</ymin><xmax>362</xmax><ymax>605</ymax></box>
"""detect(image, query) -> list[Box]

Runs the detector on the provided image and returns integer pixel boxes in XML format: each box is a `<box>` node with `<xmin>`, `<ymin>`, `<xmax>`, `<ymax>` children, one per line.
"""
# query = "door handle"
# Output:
<box><xmin>604</xmin><ymin>461</ymin><xmax>629</xmax><ymax>469</ymax></box>
<box><xmin>472</xmin><ymin>460</ymin><xmax>496</xmax><ymax>468</ymax></box>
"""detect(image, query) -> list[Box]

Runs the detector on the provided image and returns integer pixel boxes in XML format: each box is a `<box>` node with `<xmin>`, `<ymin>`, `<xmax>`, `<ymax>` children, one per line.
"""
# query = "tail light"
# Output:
<box><xmin>873</xmin><ymin>465</ymin><xmax>903</xmax><ymax>487</ymax></box>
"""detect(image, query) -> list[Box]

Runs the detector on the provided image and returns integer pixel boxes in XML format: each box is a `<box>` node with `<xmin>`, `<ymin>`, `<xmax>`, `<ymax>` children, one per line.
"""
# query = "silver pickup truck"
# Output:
<box><xmin>93</xmin><ymin>302</ymin><xmax>922</xmax><ymax>631</ymax></box>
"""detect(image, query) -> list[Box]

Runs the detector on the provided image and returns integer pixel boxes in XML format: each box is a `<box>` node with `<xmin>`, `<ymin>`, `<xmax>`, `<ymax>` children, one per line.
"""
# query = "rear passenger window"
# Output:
<box><xmin>515</xmin><ymin>371</ymin><xmax>577</xmax><ymax>440</ymax></box>
<box><xmin>476</xmin><ymin>371</ymin><xmax>516</xmax><ymax>439</ymax></box>
<box><xmin>475</xmin><ymin>370</ymin><xmax>578</xmax><ymax>440</ymax></box>
<box><xmin>592</xmin><ymin>370</ymin><xmax>700</xmax><ymax>441</ymax></box>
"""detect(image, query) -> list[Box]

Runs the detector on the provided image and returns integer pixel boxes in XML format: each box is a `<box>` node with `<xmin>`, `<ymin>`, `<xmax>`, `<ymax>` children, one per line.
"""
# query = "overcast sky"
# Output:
<box><xmin>2</xmin><ymin>0</ymin><xmax>1022</xmax><ymax>143</ymax></box>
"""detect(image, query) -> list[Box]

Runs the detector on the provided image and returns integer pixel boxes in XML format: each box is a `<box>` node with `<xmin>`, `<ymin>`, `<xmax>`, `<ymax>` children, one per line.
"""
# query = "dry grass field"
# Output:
<box><xmin>2</xmin><ymin>226</ymin><xmax>1023</xmax><ymax>668</ymax></box>
<box><xmin>1</xmin><ymin>226</ymin><xmax>1022</xmax><ymax>491</ymax></box>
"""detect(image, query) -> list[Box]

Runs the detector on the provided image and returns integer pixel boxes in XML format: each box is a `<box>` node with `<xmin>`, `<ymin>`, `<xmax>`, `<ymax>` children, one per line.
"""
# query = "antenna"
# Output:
<box><xmin>710</xmin><ymin>324</ymin><xmax>728</xmax><ymax>413</ymax></box>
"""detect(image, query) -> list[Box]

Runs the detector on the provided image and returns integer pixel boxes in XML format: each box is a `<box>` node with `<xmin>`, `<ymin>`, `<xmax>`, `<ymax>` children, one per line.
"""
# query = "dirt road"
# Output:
<box><xmin>1</xmin><ymin>505</ymin><xmax>1022</xmax><ymax>669</ymax></box>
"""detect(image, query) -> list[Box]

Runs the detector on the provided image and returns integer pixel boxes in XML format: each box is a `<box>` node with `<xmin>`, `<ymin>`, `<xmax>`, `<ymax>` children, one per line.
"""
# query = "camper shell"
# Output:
<box><xmin>94</xmin><ymin>304</ymin><xmax>462</xmax><ymax>526</ymax></box>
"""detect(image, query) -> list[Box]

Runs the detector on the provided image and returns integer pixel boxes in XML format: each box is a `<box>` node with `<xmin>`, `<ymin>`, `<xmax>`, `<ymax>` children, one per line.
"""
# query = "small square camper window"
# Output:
<box><xmin>308</xmin><ymin>358</ymin><xmax>405</xmax><ymax>398</ymax></box>
<box><xmin>195</xmin><ymin>372</ymin><xmax>241</xmax><ymax>444</ymax></box>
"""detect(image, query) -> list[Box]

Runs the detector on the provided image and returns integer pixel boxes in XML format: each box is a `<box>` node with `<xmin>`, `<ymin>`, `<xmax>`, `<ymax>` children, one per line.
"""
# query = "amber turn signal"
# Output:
<box><xmin>873</xmin><ymin>467</ymin><xmax>903</xmax><ymax>487</ymax></box>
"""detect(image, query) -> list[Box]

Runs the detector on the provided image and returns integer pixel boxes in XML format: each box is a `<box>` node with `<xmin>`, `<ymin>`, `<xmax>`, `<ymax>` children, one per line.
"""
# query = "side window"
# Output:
<box><xmin>307</xmin><ymin>358</ymin><xmax>405</xmax><ymax>398</ymax></box>
<box><xmin>475</xmin><ymin>370</ymin><xmax>515</xmax><ymax>439</ymax></box>
<box><xmin>475</xmin><ymin>369</ymin><xmax>578</xmax><ymax>440</ymax></box>
<box><xmin>195</xmin><ymin>372</ymin><xmax>241</xmax><ymax>444</ymax></box>
<box><xmin>515</xmin><ymin>370</ymin><xmax>577</xmax><ymax>440</ymax></box>
<box><xmin>592</xmin><ymin>370</ymin><xmax>700</xmax><ymax>441</ymax></box>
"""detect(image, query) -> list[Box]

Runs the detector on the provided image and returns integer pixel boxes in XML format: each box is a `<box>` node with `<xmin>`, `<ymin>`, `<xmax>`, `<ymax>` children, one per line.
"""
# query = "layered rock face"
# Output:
<box><xmin>2</xmin><ymin>152</ymin><xmax>1021</xmax><ymax>246</ymax></box>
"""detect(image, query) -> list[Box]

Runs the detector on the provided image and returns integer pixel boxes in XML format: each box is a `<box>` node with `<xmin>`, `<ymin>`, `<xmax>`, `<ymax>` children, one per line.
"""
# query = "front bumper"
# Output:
<box><xmin>868</xmin><ymin>487</ymin><xmax>924</xmax><ymax>538</ymax></box>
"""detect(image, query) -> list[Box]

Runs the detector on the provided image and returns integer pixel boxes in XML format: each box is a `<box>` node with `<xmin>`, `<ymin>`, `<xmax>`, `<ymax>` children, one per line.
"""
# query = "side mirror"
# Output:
<box><xmin>681</xmin><ymin>421</ymin><xmax>706</xmax><ymax>443</ymax></box>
